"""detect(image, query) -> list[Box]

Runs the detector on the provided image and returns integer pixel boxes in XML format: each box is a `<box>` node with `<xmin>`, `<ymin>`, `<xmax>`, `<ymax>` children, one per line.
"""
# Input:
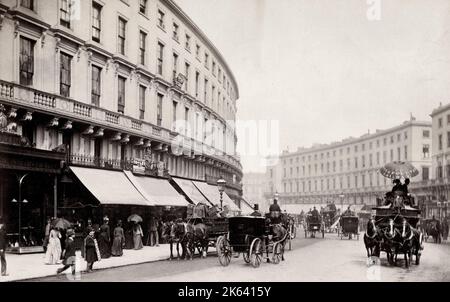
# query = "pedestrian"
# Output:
<box><xmin>443</xmin><ymin>218</ymin><xmax>449</xmax><ymax>241</ymax></box>
<box><xmin>133</xmin><ymin>222</ymin><xmax>144</xmax><ymax>250</ymax></box>
<box><xmin>98</xmin><ymin>216</ymin><xmax>111</xmax><ymax>258</ymax></box>
<box><xmin>43</xmin><ymin>217</ymin><xmax>52</xmax><ymax>253</ymax></box>
<box><xmin>111</xmin><ymin>220</ymin><xmax>125</xmax><ymax>257</ymax></box>
<box><xmin>44</xmin><ymin>226</ymin><xmax>62</xmax><ymax>265</ymax></box>
<box><xmin>57</xmin><ymin>229</ymin><xmax>77</xmax><ymax>275</ymax></box>
<box><xmin>83</xmin><ymin>227</ymin><xmax>100</xmax><ymax>273</ymax></box>
<box><xmin>0</xmin><ymin>218</ymin><xmax>8</xmax><ymax>276</ymax></box>
<box><xmin>148</xmin><ymin>217</ymin><xmax>159</xmax><ymax>247</ymax></box>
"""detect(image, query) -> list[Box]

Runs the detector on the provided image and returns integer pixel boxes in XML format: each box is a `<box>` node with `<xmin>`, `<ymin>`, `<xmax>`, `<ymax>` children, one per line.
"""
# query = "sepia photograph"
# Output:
<box><xmin>0</xmin><ymin>0</ymin><xmax>449</xmax><ymax>289</ymax></box>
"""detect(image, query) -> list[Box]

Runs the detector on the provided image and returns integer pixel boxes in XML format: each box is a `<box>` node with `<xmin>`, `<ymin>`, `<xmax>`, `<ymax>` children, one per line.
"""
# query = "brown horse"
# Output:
<box><xmin>164</xmin><ymin>221</ymin><xmax>189</xmax><ymax>260</ymax></box>
<box><xmin>185</xmin><ymin>220</ymin><xmax>209</xmax><ymax>260</ymax></box>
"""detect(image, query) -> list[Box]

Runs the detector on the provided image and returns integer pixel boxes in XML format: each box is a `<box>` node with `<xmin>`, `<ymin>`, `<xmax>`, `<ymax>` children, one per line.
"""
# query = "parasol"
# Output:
<box><xmin>52</xmin><ymin>218</ymin><xmax>72</xmax><ymax>230</ymax></box>
<box><xmin>127</xmin><ymin>214</ymin><xmax>143</xmax><ymax>223</ymax></box>
<box><xmin>379</xmin><ymin>161</ymin><xmax>419</xmax><ymax>179</ymax></box>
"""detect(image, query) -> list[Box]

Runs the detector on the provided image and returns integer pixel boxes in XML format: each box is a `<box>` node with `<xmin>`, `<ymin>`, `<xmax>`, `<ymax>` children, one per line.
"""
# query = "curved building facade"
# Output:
<box><xmin>0</xmin><ymin>0</ymin><xmax>242</xmax><ymax>249</ymax></box>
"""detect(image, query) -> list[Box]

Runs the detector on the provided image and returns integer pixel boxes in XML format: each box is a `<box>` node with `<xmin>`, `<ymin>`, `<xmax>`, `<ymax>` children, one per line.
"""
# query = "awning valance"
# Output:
<box><xmin>70</xmin><ymin>167</ymin><xmax>149</xmax><ymax>206</ymax></box>
<box><xmin>192</xmin><ymin>181</ymin><xmax>241</xmax><ymax>212</ymax></box>
<box><xmin>124</xmin><ymin>171</ymin><xmax>188</xmax><ymax>207</ymax></box>
<box><xmin>172</xmin><ymin>177</ymin><xmax>211</xmax><ymax>205</ymax></box>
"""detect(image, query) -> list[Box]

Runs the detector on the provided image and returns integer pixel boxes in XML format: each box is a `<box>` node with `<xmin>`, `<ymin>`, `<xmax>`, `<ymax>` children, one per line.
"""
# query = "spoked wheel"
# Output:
<box><xmin>272</xmin><ymin>242</ymin><xmax>283</xmax><ymax>264</ymax></box>
<box><xmin>217</xmin><ymin>235</ymin><xmax>232</xmax><ymax>267</ymax></box>
<box><xmin>287</xmin><ymin>232</ymin><xmax>292</xmax><ymax>251</ymax></box>
<box><xmin>243</xmin><ymin>251</ymin><xmax>251</xmax><ymax>264</ymax></box>
<box><xmin>250</xmin><ymin>238</ymin><xmax>263</xmax><ymax>268</ymax></box>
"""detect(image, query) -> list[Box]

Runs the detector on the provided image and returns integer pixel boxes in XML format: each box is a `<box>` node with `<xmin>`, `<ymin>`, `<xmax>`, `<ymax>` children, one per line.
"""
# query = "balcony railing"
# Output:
<box><xmin>68</xmin><ymin>154</ymin><xmax>169</xmax><ymax>177</ymax></box>
<box><xmin>0</xmin><ymin>80</ymin><xmax>242</xmax><ymax>174</ymax></box>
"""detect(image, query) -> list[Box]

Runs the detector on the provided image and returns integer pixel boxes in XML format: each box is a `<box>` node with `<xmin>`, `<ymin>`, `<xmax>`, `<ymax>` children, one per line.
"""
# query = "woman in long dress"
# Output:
<box><xmin>98</xmin><ymin>217</ymin><xmax>111</xmax><ymax>258</ymax></box>
<box><xmin>133</xmin><ymin>222</ymin><xmax>143</xmax><ymax>250</ymax></box>
<box><xmin>44</xmin><ymin>227</ymin><xmax>62</xmax><ymax>265</ymax></box>
<box><xmin>111</xmin><ymin>220</ymin><xmax>125</xmax><ymax>257</ymax></box>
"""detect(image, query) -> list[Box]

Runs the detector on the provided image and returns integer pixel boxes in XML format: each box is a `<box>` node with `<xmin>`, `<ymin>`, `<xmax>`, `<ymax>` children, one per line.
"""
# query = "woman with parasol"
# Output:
<box><xmin>128</xmin><ymin>214</ymin><xmax>144</xmax><ymax>250</ymax></box>
<box><xmin>380</xmin><ymin>161</ymin><xmax>419</xmax><ymax>206</ymax></box>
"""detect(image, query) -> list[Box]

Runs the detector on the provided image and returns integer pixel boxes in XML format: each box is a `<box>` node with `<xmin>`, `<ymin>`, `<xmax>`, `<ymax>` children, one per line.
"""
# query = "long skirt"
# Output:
<box><xmin>124</xmin><ymin>231</ymin><xmax>134</xmax><ymax>249</ymax></box>
<box><xmin>44</xmin><ymin>238</ymin><xmax>61</xmax><ymax>264</ymax></box>
<box><xmin>133</xmin><ymin>234</ymin><xmax>143</xmax><ymax>250</ymax></box>
<box><xmin>111</xmin><ymin>237</ymin><xmax>123</xmax><ymax>256</ymax></box>
<box><xmin>97</xmin><ymin>235</ymin><xmax>111</xmax><ymax>259</ymax></box>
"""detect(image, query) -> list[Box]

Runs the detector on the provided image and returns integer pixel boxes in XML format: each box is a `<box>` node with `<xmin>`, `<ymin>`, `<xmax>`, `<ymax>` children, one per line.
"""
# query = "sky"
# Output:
<box><xmin>175</xmin><ymin>0</ymin><xmax>450</xmax><ymax>173</ymax></box>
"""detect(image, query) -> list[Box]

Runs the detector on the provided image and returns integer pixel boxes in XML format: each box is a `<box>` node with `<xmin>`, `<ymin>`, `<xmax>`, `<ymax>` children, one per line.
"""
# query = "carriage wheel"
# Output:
<box><xmin>272</xmin><ymin>242</ymin><xmax>283</xmax><ymax>264</ymax></box>
<box><xmin>304</xmin><ymin>229</ymin><xmax>307</xmax><ymax>238</ymax></box>
<box><xmin>293</xmin><ymin>226</ymin><xmax>297</xmax><ymax>239</ymax></box>
<box><xmin>288</xmin><ymin>235</ymin><xmax>292</xmax><ymax>251</ymax></box>
<box><xmin>250</xmin><ymin>238</ymin><xmax>263</xmax><ymax>268</ymax></box>
<box><xmin>322</xmin><ymin>229</ymin><xmax>325</xmax><ymax>238</ymax></box>
<box><xmin>217</xmin><ymin>236</ymin><xmax>232</xmax><ymax>267</ymax></box>
<box><xmin>243</xmin><ymin>252</ymin><xmax>251</xmax><ymax>264</ymax></box>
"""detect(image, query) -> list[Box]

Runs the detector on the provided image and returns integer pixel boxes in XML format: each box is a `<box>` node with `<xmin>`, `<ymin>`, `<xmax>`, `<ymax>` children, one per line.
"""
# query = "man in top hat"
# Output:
<box><xmin>0</xmin><ymin>218</ymin><xmax>7</xmax><ymax>276</ymax></box>
<box><xmin>57</xmin><ymin>229</ymin><xmax>77</xmax><ymax>275</ymax></box>
<box><xmin>251</xmin><ymin>204</ymin><xmax>262</xmax><ymax>217</ymax></box>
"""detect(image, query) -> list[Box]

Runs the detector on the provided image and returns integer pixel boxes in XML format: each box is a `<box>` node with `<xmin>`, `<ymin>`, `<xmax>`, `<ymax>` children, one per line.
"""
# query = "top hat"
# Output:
<box><xmin>254</xmin><ymin>204</ymin><xmax>259</xmax><ymax>210</ymax></box>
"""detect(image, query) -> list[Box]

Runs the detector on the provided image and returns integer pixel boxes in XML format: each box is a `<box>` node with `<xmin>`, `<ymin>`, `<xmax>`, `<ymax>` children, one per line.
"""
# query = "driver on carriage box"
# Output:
<box><xmin>269</xmin><ymin>198</ymin><xmax>282</xmax><ymax>224</ymax></box>
<box><xmin>342</xmin><ymin>205</ymin><xmax>354</xmax><ymax>216</ymax></box>
<box><xmin>311</xmin><ymin>206</ymin><xmax>319</xmax><ymax>218</ymax></box>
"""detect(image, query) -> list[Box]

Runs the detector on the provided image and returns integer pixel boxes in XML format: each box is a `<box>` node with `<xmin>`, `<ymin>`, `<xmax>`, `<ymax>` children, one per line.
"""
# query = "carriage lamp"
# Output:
<box><xmin>217</xmin><ymin>177</ymin><xmax>227</xmax><ymax>210</ymax></box>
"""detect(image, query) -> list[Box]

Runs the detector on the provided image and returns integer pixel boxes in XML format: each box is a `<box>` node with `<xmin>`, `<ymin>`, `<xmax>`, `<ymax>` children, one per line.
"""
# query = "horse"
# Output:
<box><xmin>427</xmin><ymin>220</ymin><xmax>442</xmax><ymax>244</ymax></box>
<box><xmin>162</xmin><ymin>221</ymin><xmax>188</xmax><ymax>260</ymax></box>
<box><xmin>363</xmin><ymin>218</ymin><xmax>381</xmax><ymax>259</ymax></box>
<box><xmin>185</xmin><ymin>219</ymin><xmax>209</xmax><ymax>260</ymax></box>
<box><xmin>393</xmin><ymin>219</ymin><xmax>416</xmax><ymax>268</ymax></box>
<box><xmin>380</xmin><ymin>218</ymin><xmax>401</xmax><ymax>266</ymax></box>
<box><xmin>264</xmin><ymin>220</ymin><xmax>288</xmax><ymax>262</ymax></box>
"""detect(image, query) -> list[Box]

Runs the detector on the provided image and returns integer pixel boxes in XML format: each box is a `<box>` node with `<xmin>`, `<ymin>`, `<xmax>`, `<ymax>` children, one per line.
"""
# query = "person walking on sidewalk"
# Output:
<box><xmin>83</xmin><ymin>227</ymin><xmax>100</xmax><ymax>273</ymax></box>
<box><xmin>148</xmin><ymin>217</ymin><xmax>159</xmax><ymax>247</ymax></box>
<box><xmin>111</xmin><ymin>220</ymin><xmax>125</xmax><ymax>257</ymax></box>
<box><xmin>0</xmin><ymin>218</ymin><xmax>8</xmax><ymax>276</ymax></box>
<box><xmin>45</xmin><ymin>227</ymin><xmax>62</xmax><ymax>265</ymax></box>
<box><xmin>57</xmin><ymin>229</ymin><xmax>77</xmax><ymax>275</ymax></box>
<box><xmin>133</xmin><ymin>222</ymin><xmax>144</xmax><ymax>250</ymax></box>
<box><xmin>98</xmin><ymin>216</ymin><xmax>111</xmax><ymax>259</ymax></box>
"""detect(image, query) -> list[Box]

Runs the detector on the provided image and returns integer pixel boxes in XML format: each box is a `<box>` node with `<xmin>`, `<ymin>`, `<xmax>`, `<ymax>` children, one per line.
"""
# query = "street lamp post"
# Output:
<box><xmin>12</xmin><ymin>173</ymin><xmax>30</xmax><ymax>250</ymax></box>
<box><xmin>339</xmin><ymin>194</ymin><xmax>345</xmax><ymax>211</ymax></box>
<box><xmin>217</xmin><ymin>177</ymin><xmax>226</xmax><ymax>210</ymax></box>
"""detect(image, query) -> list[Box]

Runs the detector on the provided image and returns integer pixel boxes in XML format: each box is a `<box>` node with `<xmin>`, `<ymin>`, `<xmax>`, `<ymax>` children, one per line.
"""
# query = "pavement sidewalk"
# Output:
<box><xmin>0</xmin><ymin>245</ymin><xmax>171</xmax><ymax>282</ymax></box>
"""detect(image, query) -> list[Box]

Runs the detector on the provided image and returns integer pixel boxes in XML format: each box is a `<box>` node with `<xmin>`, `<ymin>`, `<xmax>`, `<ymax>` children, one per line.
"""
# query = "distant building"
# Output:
<box><xmin>263</xmin><ymin>117</ymin><xmax>432</xmax><ymax>207</ymax></box>
<box><xmin>242</xmin><ymin>172</ymin><xmax>268</xmax><ymax>211</ymax></box>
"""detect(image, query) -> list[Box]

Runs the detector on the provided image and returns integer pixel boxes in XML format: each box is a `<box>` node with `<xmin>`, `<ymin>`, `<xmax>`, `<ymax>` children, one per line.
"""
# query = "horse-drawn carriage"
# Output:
<box><xmin>304</xmin><ymin>214</ymin><xmax>325</xmax><ymax>238</ymax></box>
<box><xmin>339</xmin><ymin>215</ymin><xmax>359</xmax><ymax>240</ymax></box>
<box><xmin>364</xmin><ymin>161</ymin><xmax>425</xmax><ymax>268</ymax></box>
<box><xmin>420</xmin><ymin>218</ymin><xmax>442</xmax><ymax>244</ymax></box>
<box><xmin>364</xmin><ymin>194</ymin><xmax>424</xmax><ymax>268</ymax></box>
<box><xmin>216</xmin><ymin>216</ymin><xmax>288</xmax><ymax>268</ymax></box>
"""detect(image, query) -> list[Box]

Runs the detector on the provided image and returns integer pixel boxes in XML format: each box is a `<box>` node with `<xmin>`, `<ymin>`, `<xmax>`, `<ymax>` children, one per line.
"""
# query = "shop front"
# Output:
<box><xmin>0</xmin><ymin>133</ymin><xmax>66</xmax><ymax>254</ymax></box>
